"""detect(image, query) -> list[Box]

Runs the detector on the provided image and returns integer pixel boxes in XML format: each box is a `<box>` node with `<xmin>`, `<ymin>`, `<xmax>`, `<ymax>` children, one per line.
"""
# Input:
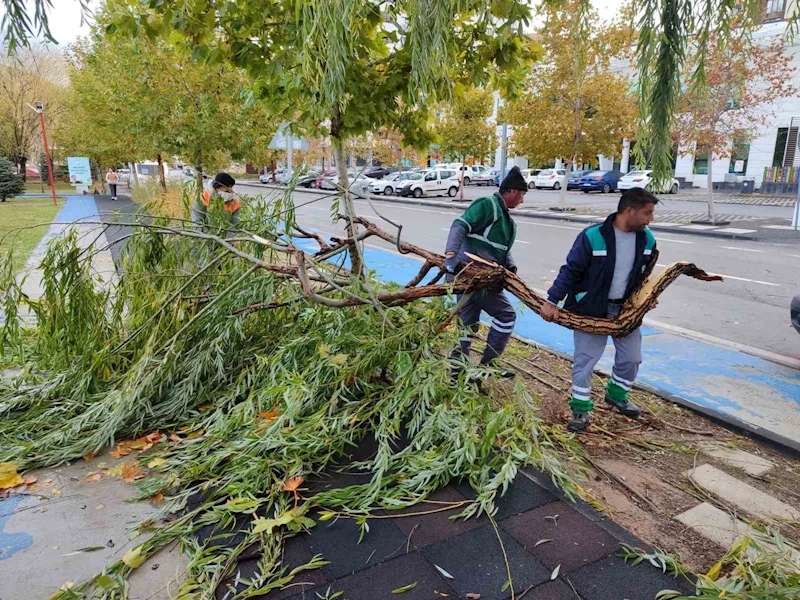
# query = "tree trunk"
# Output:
<box><xmin>706</xmin><ymin>157</ymin><xmax>715</xmax><ymax>223</ymax></box>
<box><xmin>130</xmin><ymin>162</ymin><xmax>139</xmax><ymax>186</ymax></box>
<box><xmin>332</xmin><ymin>135</ymin><xmax>363</xmax><ymax>276</ymax></box>
<box><xmin>459</xmin><ymin>155</ymin><xmax>465</xmax><ymax>202</ymax></box>
<box><xmin>195</xmin><ymin>164</ymin><xmax>204</xmax><ymax>193</ymax></box>
<box><xmin>156</xmin><ymin>154</ymin><xmax>168</xmax><ymax>195</ymax></box>
<box><xmin>19</xmin><ymin>156</ymin><xmax>27</xmax><ymax>183</ymax></box>
<box><xmin>559</xmin><ymin>158</ymin><xmax>572</xmax><ymax>207</ymax></box>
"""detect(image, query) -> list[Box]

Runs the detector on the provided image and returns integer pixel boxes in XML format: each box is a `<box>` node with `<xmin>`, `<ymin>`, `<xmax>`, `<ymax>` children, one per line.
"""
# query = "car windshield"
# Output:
<box><xmin>586</xmin><ymin>171</ymin><xmax>606</xmax><ymax>176</ymax></box>
<box><xmin>626</xmin><ymin>171</ymin><xmax>648</xmax><ymax>177</ymax></box>
<box><xmin>539</xmin><ymin>170</ymin><xmax>553</xmax><ymax>176</ymax></box>
<box><xmin>408</xmin><ymin>173</ymin><xmax>423</xmax><ymax>180</ymax></box>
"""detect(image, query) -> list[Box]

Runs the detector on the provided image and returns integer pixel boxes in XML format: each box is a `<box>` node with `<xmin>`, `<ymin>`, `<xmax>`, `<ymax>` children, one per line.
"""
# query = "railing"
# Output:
<box><xmin>763</xmin><ymin>165</ymin><xmax>799</xmax><ymax>184</ymax></box>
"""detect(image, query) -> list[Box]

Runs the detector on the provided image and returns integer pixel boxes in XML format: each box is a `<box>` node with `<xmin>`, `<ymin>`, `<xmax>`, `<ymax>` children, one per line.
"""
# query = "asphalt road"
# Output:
<box><xmin>239</xmin><ymin>183</ymin><xmax>800</xmax><ymax>359</ymax></box>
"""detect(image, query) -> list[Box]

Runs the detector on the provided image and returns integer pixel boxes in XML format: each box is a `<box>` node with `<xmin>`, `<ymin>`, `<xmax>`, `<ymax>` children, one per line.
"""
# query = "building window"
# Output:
<box><xmin>729</xmin><ymin>138</ymin><xmax>750</xmax><ymax>173</ymax></box>
<box><xmin>765</xmin><ymin>0</ymin><xmax>786</xmax><ymax>21</ymax></box>
<box><xmin>773</xmin><ymin>127</ymin><xmax>788</xmax><ymax>167</ymax></box>
<box><xmin>693</xmin><ymin>149</ymin><xmax>708</xmax><ymax>175</ymax></box>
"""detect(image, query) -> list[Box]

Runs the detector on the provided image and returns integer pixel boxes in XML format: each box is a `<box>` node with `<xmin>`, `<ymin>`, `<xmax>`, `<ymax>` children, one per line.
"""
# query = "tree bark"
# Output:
<box><xmin>19</xmin><ymin>156</ymin><xmax>27</xmax><ymax>183</ymax></box>
<box><xmin>195</xmin><ymin>164</ymin><xmax>204</xmax><ymax>193</ymax></box>
<box><xmin>157</xmin><ymin>153</ymin><xmax>168</xmax><ymax>195</ymax></box>
<box><xmin>130</xmin><ymin>162</ymin><xmax>139</xmax><ymax>186</ymax></box>
<box><xmin>332</xmin><ymin>136</ymin><xmax>363</xmax><ymax>276</ymax></box>
<box><xmin>459</xmin><ymin>155</ymin><xmax>465</xmax><ymax>202</ymax></box>
<box><xmin>706</xmin><ymin>155</ymin><xmax>716</xmax><ymax>223</ymax></box>
<box><xmin>560</xmin><ymin>158</ymin><xmax>572</xmax><ymax>207</ymax></box>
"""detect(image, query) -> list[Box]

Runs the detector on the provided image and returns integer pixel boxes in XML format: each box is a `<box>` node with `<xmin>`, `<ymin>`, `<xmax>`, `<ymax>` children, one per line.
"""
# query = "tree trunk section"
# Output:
<box><xmin>560</xmin><ymin>158</ymin><xmax>572</xmax><ymax>207</ymax></box>
<box><xmin>459</xmin><ymin>155</ymin><xmax>465</xmax><ymax>202</ymax></box>
<box><xmin>157</xmin><ymin>154</ymin><xmax>168</xmax><ymax>195</ymax></box>
<box><xmin>19</xmin><ymin>156</ymin><xmax>27</xmax><ymax>183</ymax></box>
<box><xmin>195</xmin><ymin>164</ymin><xmax>204</xmax><ymax>193</ymax></box>
<box><xmin>130</xmin><ymin>162</ymin><xmax>139</xmax><ymax>186</ymax></box>
<box><xmin>333</xmin><ymin>136</ymin><xmax>363</xmax><ymax>276</ymax></box>
<box><xmin>706</xmin><ymin>157</ymin><xmax>716</xmax><ymax>223</ymax></box>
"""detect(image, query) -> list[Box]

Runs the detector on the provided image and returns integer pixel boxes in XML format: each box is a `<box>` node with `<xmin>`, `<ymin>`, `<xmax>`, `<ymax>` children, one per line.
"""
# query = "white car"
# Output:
<box><xmin>369</xmin><ymin>171</ymin><xmax>417</xmax><ymax>195</ymax></box>
<box><xmin>520</xmin><ymin>169</ymin><xmax>542</xmax><ymax>189</ymax></box>
<box><xmin>404</xmin><ymin>168</ymin><xmax>460</xmax><ymax>198</ymax></box>
<box><xmin>617</xmin><ymin>170</ymin><xmax>679</xmax><ymax>194</ymax></box>
<box><xmin>533</xmin><ymin>169</ymin><xmax>567</xmax><ymax>190</ymax></box>
<box><xmin>447</xmin><ymin>163</ymin><xmax>493</xmax><ymax>186</ymax></box>
<box><xmin>319</xmin><ymin>172</ymin><xmax>371</xmax><ymax>195</ymax></box>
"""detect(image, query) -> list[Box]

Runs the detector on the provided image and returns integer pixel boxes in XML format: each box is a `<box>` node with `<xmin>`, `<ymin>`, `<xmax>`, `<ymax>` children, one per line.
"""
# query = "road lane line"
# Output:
<box><xmin>655</xmin><ymin>263</ymin><xmax>780</xmax><ymax>287</ymax></box>
<box><xmin>723</xmin><ymin>246</ymin><xmax>763</xmax><ymax>253</ymax></box>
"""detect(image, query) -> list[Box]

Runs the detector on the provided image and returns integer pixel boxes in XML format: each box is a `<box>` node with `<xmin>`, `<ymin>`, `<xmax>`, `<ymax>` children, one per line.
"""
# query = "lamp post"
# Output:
<box><xmin>29</xmin><ymin>101</ymin><xmax>58</xmax><ymax>206</ymax></box>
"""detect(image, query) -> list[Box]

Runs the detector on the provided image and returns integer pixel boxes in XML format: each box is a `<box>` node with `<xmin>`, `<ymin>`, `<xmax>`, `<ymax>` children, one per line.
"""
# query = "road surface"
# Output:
<box><xmin>239</xmin><ymin>183</ymin><xmax>800</xmax><ymax>359</ymax></box>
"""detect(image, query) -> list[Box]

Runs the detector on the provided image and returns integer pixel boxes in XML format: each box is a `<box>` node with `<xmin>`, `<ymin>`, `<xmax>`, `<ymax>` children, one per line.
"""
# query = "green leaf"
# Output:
<box><xmin>329</xmin><ymin>353</ymin><xmax>348</xmax><ymax>368</ymax></box>
<box><xmin>550</xmin><ymin>565</ymin><xmax>560</xmax><ymax>580</ymax></box>
<box><xmin>391</xmin><ymin>582</ymin><xmax>417</xmax><ymax>594</ymax></box>
<box><xmin>96</xmin><ymin>574</ymin><xmax>118</xmax><ymax>591</ymax></box>
<box><xmin>224</xmin><ymin>497</ymin><xmax>261</xmax><ymax>513</ymax></box>
<box><xmin>122</xmin><ymin>546</ymin><xmax>146</xmax><ymax>569</ymax></box>
<box><xmin>62</xmin><ymin>545</ymin><xmax>106</xmax><ymax>556</ymax></box>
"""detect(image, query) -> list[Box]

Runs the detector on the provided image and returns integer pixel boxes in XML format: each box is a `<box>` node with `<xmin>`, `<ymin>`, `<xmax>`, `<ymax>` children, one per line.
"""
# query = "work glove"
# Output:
<box><xmin>444</xmin><ymin>256</ymin><xmax>463</xmax><ymax>274</ymax></box>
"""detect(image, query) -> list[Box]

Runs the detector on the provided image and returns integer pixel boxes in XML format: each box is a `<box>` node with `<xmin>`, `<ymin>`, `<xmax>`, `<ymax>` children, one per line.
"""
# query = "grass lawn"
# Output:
<box><xmin>0</xmin><ymin>196</ymin><xmax>61</xmax><ymax>274</ymax></box>
<box><xmin>24</xmin><ymin>181</ymin><xmax>75</xmax><ymax>195</ymax></box>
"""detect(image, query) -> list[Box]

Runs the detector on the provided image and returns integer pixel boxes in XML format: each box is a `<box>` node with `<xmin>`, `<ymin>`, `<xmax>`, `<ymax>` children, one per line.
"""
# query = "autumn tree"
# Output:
<box><xmin>0</xmin><ymin>45</ymin><xmax>66</xmax><ymax>180</ymax></box>
<box><xmin>506</xmin><ymin>0</ymin><xmax>637</xmax><ymax>205</ymax></box>
<box><xmin>674</xmin><ymin>27</ymin><xmax>796</xmax><ymax>223</ymax></box>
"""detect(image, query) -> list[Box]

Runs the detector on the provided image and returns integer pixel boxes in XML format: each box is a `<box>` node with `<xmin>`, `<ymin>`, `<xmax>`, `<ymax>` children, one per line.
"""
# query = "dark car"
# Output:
<box><xmin>567</xmin><ymin>170</ymin><xmax>589</xmax><ymax>190</ymax></box>
<box><xmin>297</xmin><ymin>173</ymin><xmax>320</xmax><ymax>188</ymax></box>
<box><xmin>364</xmin><ymin>167</ymin><xmax>397</xmax><ymax>179</ymax></box>
<box><xmin>579</xmin><ymin>170</ymin><xmax>622</xmax><ymax>193</ymax></box>
<box><xmin>792</xmin><ymin>294</ymin><xmax>800</xmax><ymax>334</ymax></box>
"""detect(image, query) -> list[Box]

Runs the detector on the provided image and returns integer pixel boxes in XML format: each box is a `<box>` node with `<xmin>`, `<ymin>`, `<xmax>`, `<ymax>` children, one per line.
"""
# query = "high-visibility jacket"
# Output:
<box><xmin>191</xmin><ymin>189</ymin><xmax>240</xmax><ymax>229</ymax></box>
<box><xmin>445</xmin><ymin>193</ymin><xmax>517</xmax><ymax>269</ymax></box>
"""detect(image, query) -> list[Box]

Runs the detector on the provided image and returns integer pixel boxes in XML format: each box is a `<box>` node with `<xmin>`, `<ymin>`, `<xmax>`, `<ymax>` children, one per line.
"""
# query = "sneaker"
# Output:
<box><xmin>567</xmin><ymin>411</ymin><xmax>591</xmax><ymax>432</ymax></box>
<box><xmin>604</xmin><ymin>394</ymin><xmax>642</xmax><ymax>419</ymax></box>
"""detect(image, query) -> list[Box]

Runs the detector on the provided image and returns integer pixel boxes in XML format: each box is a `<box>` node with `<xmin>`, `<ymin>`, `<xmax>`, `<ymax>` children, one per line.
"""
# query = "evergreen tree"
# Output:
<box><xmin>0</xmin><ymin>157</ymin><xmax>24</xmax><ymax>201</ymax></box>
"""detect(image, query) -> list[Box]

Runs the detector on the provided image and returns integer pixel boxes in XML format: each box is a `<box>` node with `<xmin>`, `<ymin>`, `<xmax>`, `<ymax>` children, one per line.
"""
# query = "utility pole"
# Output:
<box><xmin>29</xmin><ymin>101</ymin><xmax>57</xmax><ymax>206</ymax></box>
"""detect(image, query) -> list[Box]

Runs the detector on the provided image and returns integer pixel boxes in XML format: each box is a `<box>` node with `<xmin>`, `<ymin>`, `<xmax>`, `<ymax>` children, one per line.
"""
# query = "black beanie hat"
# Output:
<box><xmin>500</xmin><ymin>166</ymin><xmax>528</xmax><ymax>191</ymax></box>
<box><xmin>213</xmin><ymin>172</ymin><xmax>236</xmax><ymax>188</ymax></box>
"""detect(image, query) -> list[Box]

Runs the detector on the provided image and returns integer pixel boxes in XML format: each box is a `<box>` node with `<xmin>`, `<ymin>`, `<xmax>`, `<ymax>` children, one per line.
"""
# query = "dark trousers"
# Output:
<box><xmin>109</xmin><ymin>184</ymin><xmax>117</xmax><ymax>197</ymax></box>
<box><xmin>450</xmin><ymin>288</ymin><xmax>516</xmax><ymax>365</ymax></box>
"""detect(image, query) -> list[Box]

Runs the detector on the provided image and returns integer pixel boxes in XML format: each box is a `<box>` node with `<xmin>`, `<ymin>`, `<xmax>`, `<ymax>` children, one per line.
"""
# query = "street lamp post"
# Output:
<box><xmin>29</xmin><ymin>101</ymin><xmax>58</xmax><ymax>206</ymax></box>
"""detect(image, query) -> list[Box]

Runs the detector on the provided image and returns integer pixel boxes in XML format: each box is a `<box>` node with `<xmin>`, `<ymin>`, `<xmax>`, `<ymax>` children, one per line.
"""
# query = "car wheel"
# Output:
<box><xmin>448</xmin><ymin>186</ymin><xmax>458</xmax><ymax>197</ymax></box>
<box><xmin>670</xmin><ymin>183</ymin><xmax>678</xmax><ymax>194</ymax></box>
<box><xmin>310</xmin><ymin>181</ymin><xmax>317</xmax><ymax>188</ymax></box>
<box><xmin>528</xmin><ymin>181</ymin><xmax>536</xmax><ymax>189</ymax></box>
<box><xmin>602</xmin><ymin>183</ymin><xmax>611</xmax><ymax>193</ymax></box>
<box><xmin>384</xmin><ymin>186</ymin><xmax>393</xmax><ymax>196</ymax></box>
<box><xmin>463</xmin><ymin>177</ymin><xmax>470</xmax><ymax>186</ymax></box>
<box><xmin>583</xmin><ymin>190</ymin><xmax>590</xmax><ymax>194</ymax></box>
<box><xmin>553</xmin><ymin>182</ymin><xmax>561</xmax><ymax>190</ymax></box>
<box><xmin>413</xmin><ymin>187</ymin><xmax>423</xmax><ymax>198</ymax></box>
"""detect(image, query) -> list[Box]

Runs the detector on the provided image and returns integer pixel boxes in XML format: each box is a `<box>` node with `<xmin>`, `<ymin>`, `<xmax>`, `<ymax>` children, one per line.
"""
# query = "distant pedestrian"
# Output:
<box><xmin>540</xmin><ymin>188</ymin><xmax>659</xmax><ymax>432</ymax></box>
<box><xmin>106</xmin><ymin>168</ymin><xmax>119</xmax><ymax>200</ymax></box>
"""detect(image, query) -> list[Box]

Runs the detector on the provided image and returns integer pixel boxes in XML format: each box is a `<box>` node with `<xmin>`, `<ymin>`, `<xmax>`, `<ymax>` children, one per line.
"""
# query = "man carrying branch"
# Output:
<box><xmin>444</xmin><ymin>166</ymin><xmax>528</xmax><ymax>377</ymax></box>
<box><xmin>541</xmin><ymin>189</ymin><xmax>658</xmax><ymax>432</ymax></box>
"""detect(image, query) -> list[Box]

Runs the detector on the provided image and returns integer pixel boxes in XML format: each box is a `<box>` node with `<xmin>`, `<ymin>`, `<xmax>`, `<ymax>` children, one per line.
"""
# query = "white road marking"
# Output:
<box><xmin>789</xmin><ymin>254</ymin><xmax>800</xmax><ymax>259</ymax></box>
<box><xmin>515</xmin><ymin>240</ymin><xmax>531</xmax><ymax>244</ymax></box>
<box><xmin>517</xmin><ymin>221</ymin><xmax>583</xmax><ymax>232</ymax></box>
<box><xmin>654</xmin><ymin>237</ymin><xmax>694</xmax><ymax>245</ymax></box>
<box><xmin>656</xmin><ymin>263</ymin><xmax>779</xmax><ymax>287</ymax></box>
<box><xmin>723</xmin><ymin>246</ymin><xmax>762</xmax><ymax>253</ymax></box>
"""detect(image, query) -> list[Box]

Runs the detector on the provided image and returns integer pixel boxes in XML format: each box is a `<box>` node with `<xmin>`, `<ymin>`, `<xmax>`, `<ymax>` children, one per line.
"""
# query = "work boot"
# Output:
<box><xmin>604</xmin><ymin>394</ymin><xmax>642</xmax><ymax>419</ymax></box>
<box><xmin>480</xmin><ymin>359</ymin><xmax>516</xmax><ymax>379</ymax></box>
<box><xmin>567</xmin><ymin>411</ymin><xmax>591</xmax><ymax>432</ymax></box>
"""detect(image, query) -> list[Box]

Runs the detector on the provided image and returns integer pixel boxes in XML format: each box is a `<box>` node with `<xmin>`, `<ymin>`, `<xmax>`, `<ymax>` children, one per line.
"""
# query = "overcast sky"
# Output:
<box><xmin>11</xmin><ymin>0</ymin><xmax>624</xmax><ymax>47</ymax></box>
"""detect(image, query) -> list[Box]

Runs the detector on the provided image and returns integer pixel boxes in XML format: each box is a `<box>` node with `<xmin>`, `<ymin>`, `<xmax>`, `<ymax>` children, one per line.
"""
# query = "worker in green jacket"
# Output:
<box><xmin>444</xmin><ymin>166</ymin><xmax>527</xmax><ymax>376</ymax></box>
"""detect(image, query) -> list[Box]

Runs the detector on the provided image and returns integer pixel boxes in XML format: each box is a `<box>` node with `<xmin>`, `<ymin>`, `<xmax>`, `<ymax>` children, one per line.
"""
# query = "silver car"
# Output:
<box><xmin>369</xmin><ymin>171</ymin><xmax>416</xmax><ymax>195</ymax></box>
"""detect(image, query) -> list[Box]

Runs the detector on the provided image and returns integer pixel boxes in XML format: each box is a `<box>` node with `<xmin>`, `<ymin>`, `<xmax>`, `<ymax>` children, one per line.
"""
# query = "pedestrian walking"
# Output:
<box><xmin>106</xmin><ymin>168</ymin><xmax>119</xmax><ymax>200</ymax></box>
<box><xmin>540</xmin><ymin>188</ymin><xmax>659</xmax><ymax>432</ymax></box>
<box><xmin>191</xmin><ymin>172</ymin><xmax>241</xmax><ymax>232</ymax></box>
<box><xmin>444</xmin><ymin>166</ymin><xmax>527</xmax><ymax>377</ymax></box>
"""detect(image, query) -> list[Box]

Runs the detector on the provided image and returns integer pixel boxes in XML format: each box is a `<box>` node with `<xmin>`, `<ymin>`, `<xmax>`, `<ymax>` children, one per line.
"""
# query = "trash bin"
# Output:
<box><xmin>740</xmin><ymin>178</ymin><xmax>755</xmax><ymax>195</ymax></box>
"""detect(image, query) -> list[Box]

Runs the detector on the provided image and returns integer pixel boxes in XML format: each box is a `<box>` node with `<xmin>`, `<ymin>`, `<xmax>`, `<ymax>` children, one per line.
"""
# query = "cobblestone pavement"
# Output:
<box><xmin>667</xmin><ymin>192</ymin><xmax>797</xmax><ymax>207</ymax></box>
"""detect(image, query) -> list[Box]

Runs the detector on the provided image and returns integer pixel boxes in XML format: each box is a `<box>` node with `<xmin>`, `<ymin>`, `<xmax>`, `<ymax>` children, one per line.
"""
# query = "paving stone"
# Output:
<box><xmin>455</xmin><ymin>472</ymin><xmax>556</xmax><ymax>521</ymax></box>
<box><xmin>518</xmin><ymin>579</ymin><xmax>581</xmax><ymax>599</ymax></box>
<box><xmin>304</xmin><ymin>510</ymin><xmax>408</xmax><ymax>580</ymax></box>
<box><xmin>390</xmin><ymin>486</ymin><xmax>486</xmax><ymax>549</ymax></box>
<box><xmin>569</xmin><ymin>555</ymin><xmax>696</xmax><ymax>600</ymax></box>
<box><xmin>501</xmin><ymin>501</ymin><xmax>619</xmax><ymax>573</ymax></box>
<box><xmin>675</xmin><ymin>502</ymin><xmax>755</xmax><ymax>554</ymax></box>
<box><xmin>698</xmin><ymin>442</ymin><xmax>774</xmax><ymax>476</ymax></box>
<box><xmin>321</xmin><ymin>552</ymin><xmax>457</xmax><ymax>600</ymax></box>
<box><xmin>421</xmin><ymin>525</ymin><xmax>550</xmax><ymax>600</ymax></box>
<box><xmin>687</xmin><ymin>464</ymin><xmax>800</xmax><ymax>520</ymax></box>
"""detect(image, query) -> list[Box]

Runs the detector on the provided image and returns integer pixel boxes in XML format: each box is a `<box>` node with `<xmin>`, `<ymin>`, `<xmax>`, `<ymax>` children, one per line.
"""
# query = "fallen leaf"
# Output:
<box><xmin>551</xmin><ymin>565</ymin><xmax>560</xmax><ymax>580</ymax></box>
<box><xmin>147</xmin><ymin>458</ymin><xmax>167</xmax><ymax>469</ymax></box>
<box><xmin>140</xmin><ymin>519</ymin><xmax>156</xmax><ymax>528</ymax></box>
<box><xmin>105</xmin><ymin>463</ymin><xmax>126</xmax><ymax>477</ymax></box>
<box><xmin>97</xmin><ymin>462</ymin><xmax>107</xmax><ymax>469</ymax></box>
<box><xmin>282</xmin><ymin>476</ymin><xmax>305</xmax><ymax>493</ymax></box>
<box><xmin>545</xmin><ymin>514</ymin><xmax>559</xmax><ymax>526</ymax></box>
<box><xmin>86</xmin><ymin>473</ymin><xmax>102</xmax><ymax>483</ymax></box>
<box><xmin>434</xmin><ymin>564</ymin><xmax>454</xmax><ymax>580</ymax></box>
<box><xmin>186</xmin><ymin>429</ymin><xmax>204</xmax><ymax>439</ymax></box>
<box><xmin>169</xmin><ymin>433</ymin><xmax>182</xmax><ymax>442</ymax></box>
<box><xmin>62</xmin><ymin>546</ymin><xmax>106</xmax><ymax>556</ymax></box>
<box><xmin>82</xmin><ymin>452</ymin><xmax>96</xmax><ymax>461</ymax></box>
<box><xmin>96</xmin><ymin>504</ymin><xmax>105</xmax><ymax>510</ymax></box>
<box><xmin>40</xmin><ymin>507</ymin><xmax>48</xmax><ymax>513</ymax></box>
<box><xmin>59</xmin><ymin>582</ymin><xmax>75</xmax><ymax>591</ymax></box>
<box><xmin>0</xmin><ymin>463</ymin><xmax>24</xmax><ymax>489</ymax></box>
<box><xmin>141</xmin><ymin>443</ymin><xmax>153</xmax><ymax>451</ymax></box>
<box><xmin>258</xmin><ymin>409</ymin><xmax>281</xmax><ymax>421</ymax></box>
<box><xmin>121</xmin><ymin>463</ymin><xmax>146</xmax><ymax>483</ymax></box>
<box><xmin>317</xmin><ymin>343</ymin><xmax>331</xmax><ymax>358</ymax></box>
<box><xmin>466</xmin><ymin>594</ymin><xmax>481</xmax><ymax>599</ymax></box>
<box><xmin>196</xmin><ymin>404</ymin><xmax>214</xmax><ymax>411</ymax></box>
<box><xmin>122</xmin><ymin>546</ymin><xmax>146</xmax><ymax>569</ymax></box>
<box><xmin>149</xmin><ymin>492</ymin><xmax>164</xmax><ymax>504</ymax></box>
<box><xmin>52</xmin><ymin>488</ymin><xmax>62</xmax><ymax>495</ymax></box>
<box><xmin>109</xmin><ymin>445</ymin><xmax>131</xmax><ymax>459</ymax></box>
<box><xmin>145</xmin><ymin>431</ymin><xmax>162</xmax><ymax>444</ymax></box>
<box><xmin>392</xmin><ymin>582</ymin><xmax>417</xmax><ymax>594</ymax></box>
<box><xmin>534</xmin><ymin>538</ymin><xmax>553</xmax><ymax>547</ymax></box>
<box><xmin>329</xmin><ymin>353</ymin><xmax>348</xmax><ymax>368</ymax></box>
<box><xmin>23</xmin><ymin>475</ymin><xmax>37</xmax><ymax>485</ymax></box>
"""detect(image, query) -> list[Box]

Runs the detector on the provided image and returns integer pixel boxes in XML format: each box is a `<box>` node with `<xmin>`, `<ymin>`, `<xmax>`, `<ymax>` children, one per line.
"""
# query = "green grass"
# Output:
<box><xmin>0</xmin><ymin>196</ymin><xmax>61</xmax><ymax>274</ymax></box>
<box><xmin>24</xmin><ymin>182</ymin><xmax>75</xmax><ymax>195</ymax></box>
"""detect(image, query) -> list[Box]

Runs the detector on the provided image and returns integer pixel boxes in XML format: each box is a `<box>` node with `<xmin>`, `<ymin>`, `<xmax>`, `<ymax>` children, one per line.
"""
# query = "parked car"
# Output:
<box><xmin>578</xmin><ymin>170</ymin><xmax>622</xmax><ymax>193</ymax></box>
<box><xmin>401</xmin><ymin>169</ymin><xmax>460</xmax><ymax>198</ymax></box>
<box><xmin>521</xmin><ymin>169</ymin><xmax>542</xmax><ymax>189</ymax></box>
<box><xmin>319</xmin><ymin>172</ymin><xmax>371</xmax><ymax>194</ymax></box>
<box><xmin>369</xmin><ymin>171</ymin><xmax>418</xmax><ymax>195</ymax></box>
<box><xmin>447</xmin><ymin>163</ymin><xmax>494</xmax><ymax>186</ymax></box>
<box><xmin>396</xmin><ymin>172</ymin><xmax>426</xmax><ymax>196</ymax></box>
<box><xmin>617</xmin><ymin>170</ymin><xmax>679</xmax><ymax>194</ymax></box>
<box><xmin>315</xmin><ymin>169</ymin><xmax>337</xmax><ymax>188</ymax></box>
<box><xmin>364</xmin><ymin>166</ymin><xmax>397</xmax><ymax>179</ymax></box>
<box><xmin>567</xmin><ymin>170</ymin><xmax>589</xmax><ymax>190</ymax></box>
<box><xmin>296</xmin><ymin>172</ymin><xmax>321</xmax><ymax>188</ymax></box>
<box><xmin>259</xmin><ymin>168</ymin><xmax>286</xmax><ymax>184</ymax></box>
<box><xmin>792</xmin><ymin>294</ymin><xmax>800</xmax><ymax>335</ymax></box>
<box><xmin>533</xmin><ymin>168</ymin><xmax>567</xmax><ymax>190</ymax></box>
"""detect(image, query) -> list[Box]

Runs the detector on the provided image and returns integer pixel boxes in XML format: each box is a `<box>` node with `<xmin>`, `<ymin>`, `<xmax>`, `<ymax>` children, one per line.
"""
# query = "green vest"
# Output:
<box><xmin>455</xmin><ymin>193</ymin><xmax>517</xmax><ymax>263</ymax></box>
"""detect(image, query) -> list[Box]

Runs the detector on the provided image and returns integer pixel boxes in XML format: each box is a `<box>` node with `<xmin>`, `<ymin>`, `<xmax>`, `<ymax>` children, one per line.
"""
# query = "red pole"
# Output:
<box><xmin>38</xmin><ymin>111</ymin><xmax>58</xmax><ymax>206</ymax></box>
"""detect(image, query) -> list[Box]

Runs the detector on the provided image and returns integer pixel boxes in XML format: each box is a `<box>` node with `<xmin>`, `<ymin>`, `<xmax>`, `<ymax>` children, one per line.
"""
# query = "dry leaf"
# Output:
<box><xmin>40</xmin><ymin>507</ymin><xmax>48</xmax><ymax>513</ymax></box>
<box><xmin>109</xmin><ymin>445</ymin><xmax>132</xmax><ymax>459</ymax></box>
<box><xmin>23</xmin><ymin>475</ymin><xmax>37</xmax><ymax>485</ymax></box>
<box><xmin>550</xmin><ymin>565</ymin><xmax>561</xmax><ymax>580</ymax></box>
<box><xmin>82</xmin><ymin>452</ymin><xmax>96</xmax><ymax>461</ymax></box>
<box><xmin>534</xmin><ymin>538</ymin><xmax>553</xmax><ymax>547</ymax></box>
<box><xmin>258</xmin><ymin>410</ymin><xmax>281</xmax><ymax>421</ymax></box>
<box><xmin>0</xmin><ymin>463</ymin><xmax>24</xmax><ymax>490</ymax></box>
<box><xmin>466</xmin><ymin>594</ymin><xmax>481</xmax><ymax>599</ymax></box>
<box><xmin>169</xmin><ymin>433</ymin><xmax>182</xmax><ymax>443</ymax></box>
<box><xmin>282</xmin><ymin>476</ymin><xmax>305</xmax><ymax>493</ymax></box>
<box><xmin>196</xmin><ymin>404</ymin><xmax>214</xmax><ymax>411</ymax></box>
<box><xmin>52</xmin><ymin>488</ymin><xmax>62</xmax><ymax>495</ymax></box>
<box><xmin>105</xmin><ymin>463</ymin><xmax>126</xmax><ymax>477</ymax></box>
<box><xmin>147</xmin><ymin>458</ymin><xmax>167</xmax><ymax>469</ymax></box>
<box><xmin>145</xmin><ymin>431</ymin><xmax>162</xmax><ymax>444</ymax></box>
<box><xmin>150</xmin><ymin>492</ymin><xmax>165</xmax><ymax>504</ymax></box>
<box><xmin>434</xmin><ymin>564</ymin><xmax>454</xmax><ymax>579</ymax></box>
<box><xmin>121</xmin><ymin>463</ymin><xmax>146</xmax><ymax>483</ymax></box>
<box><xmin>97</xmin><ymin>462</ymin><xmax>107</xmax><ymax>469</ymax></box>
<box><xmin>86</xmin><ymin>473</ymin><xmax>102</xmax><ymax>483</ymax></box>
<box><xmin>59</xmin><ymin>582</ymin><xmax>75</xmax><ymax>591</ymax></box>
<box><xmin>96</xmin><ymin>504</ymin><xmax>105</xmax><ymax>510</ymax></box>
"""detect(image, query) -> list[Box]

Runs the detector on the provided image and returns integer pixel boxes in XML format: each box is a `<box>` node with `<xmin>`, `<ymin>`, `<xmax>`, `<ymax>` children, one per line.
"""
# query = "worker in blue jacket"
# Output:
<box><xmin>540</xmin><ymin>188</ymin><xmax>659</xmax><ymax>432</ymax></box>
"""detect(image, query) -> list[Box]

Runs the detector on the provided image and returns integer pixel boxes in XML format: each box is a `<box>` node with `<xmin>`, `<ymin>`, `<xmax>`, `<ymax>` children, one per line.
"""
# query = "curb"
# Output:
<box><xmin>511</xmin><ymin>332</ymin><xmax>800</xmax><ymax>457</ymax></box>
<box><xmin>244</xmin><ymin>183</ymin><xmax>768</xmax><ymax>241</ymax></box>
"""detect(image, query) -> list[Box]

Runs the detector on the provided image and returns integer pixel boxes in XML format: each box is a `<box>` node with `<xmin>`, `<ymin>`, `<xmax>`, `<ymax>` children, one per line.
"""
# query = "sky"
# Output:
<box><xmin>10</xmin><ymin>0</ymin><xmax>624</xmax><ymax>47</ymax></box>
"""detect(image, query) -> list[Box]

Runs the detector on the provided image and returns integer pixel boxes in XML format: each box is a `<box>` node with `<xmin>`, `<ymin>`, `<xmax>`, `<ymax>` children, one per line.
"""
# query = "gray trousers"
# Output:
<box><xmin>450</xmin><ymin>288</ymin><xmax>516</xmax><ymax>365</ymax></box>
<box><xmin>571</xmin><ymin>304</ymin><xmax>641</xmax><ymax>410</ymax></box>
